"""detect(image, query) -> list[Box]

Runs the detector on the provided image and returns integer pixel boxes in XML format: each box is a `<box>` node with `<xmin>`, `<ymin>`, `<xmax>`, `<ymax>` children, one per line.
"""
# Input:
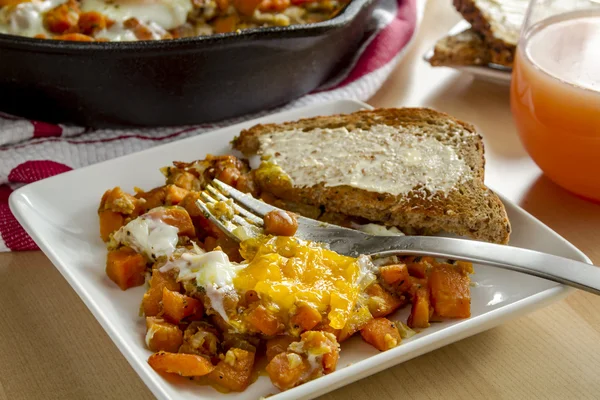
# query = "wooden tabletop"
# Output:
<box><xmin>2</xmin><ymin>1</ymin><xmax>600</xmax><ymax>399</ymax></box>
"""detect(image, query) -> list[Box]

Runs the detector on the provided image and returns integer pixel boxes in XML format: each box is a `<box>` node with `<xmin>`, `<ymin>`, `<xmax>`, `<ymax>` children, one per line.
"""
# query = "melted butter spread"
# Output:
<box><xmin>472</xmin><ymin>0</ymin><xmax>528</xmax><ymax>46</ymax></box>
<box><xmin>257</xmin><ymin>125</ymin><xmax>473</xmax><ymax>197</ymax></box>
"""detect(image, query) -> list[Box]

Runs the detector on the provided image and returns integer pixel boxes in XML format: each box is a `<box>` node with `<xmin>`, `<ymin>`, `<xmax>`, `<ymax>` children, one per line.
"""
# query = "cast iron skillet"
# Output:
<box><xmin>0</xmin><ymin>0</ymin><xmax>376</xmax><ymax>128</ymax></box>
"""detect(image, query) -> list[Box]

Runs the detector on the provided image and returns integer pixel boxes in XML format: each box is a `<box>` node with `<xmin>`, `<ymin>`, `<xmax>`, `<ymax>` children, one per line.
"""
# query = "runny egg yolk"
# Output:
<box><xmin>235</xmin><ymin>236</ymin><xmax>363</xmax><ymax>330</ymax></box>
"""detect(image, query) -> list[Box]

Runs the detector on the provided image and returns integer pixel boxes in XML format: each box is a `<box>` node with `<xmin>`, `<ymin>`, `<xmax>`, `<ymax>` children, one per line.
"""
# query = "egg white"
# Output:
<box><xmin>80</xmin><ymin>0</ymin><xmax>193</xmax><ymax>30</ymax></box>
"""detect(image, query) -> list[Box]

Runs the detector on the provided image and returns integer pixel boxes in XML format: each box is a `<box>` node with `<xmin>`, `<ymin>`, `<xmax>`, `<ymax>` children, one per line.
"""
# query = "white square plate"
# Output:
<box><xmin>10</xmin><ymin>99</ymin><xmax>590</xmax><ymax>400</ymax></box>
<box><xmin>424</xmin><ymin>20</ymin><xmax>513</xmax><ymax>85</ymax></box>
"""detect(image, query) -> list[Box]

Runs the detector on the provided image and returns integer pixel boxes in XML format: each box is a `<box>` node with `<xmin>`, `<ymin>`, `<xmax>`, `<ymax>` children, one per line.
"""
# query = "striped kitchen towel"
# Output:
<box><xmin>0</xmin><ymin>0</ymin><xmax>421</xmax><ymax>251</ymax></box>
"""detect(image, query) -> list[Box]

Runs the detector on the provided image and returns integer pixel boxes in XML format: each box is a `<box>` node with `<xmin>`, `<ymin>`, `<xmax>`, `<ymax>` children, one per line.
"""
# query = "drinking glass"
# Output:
<box><xmin>510</xmin><ymin>0</ymin><xmax>600</xmax><ymax>202</ymax></box>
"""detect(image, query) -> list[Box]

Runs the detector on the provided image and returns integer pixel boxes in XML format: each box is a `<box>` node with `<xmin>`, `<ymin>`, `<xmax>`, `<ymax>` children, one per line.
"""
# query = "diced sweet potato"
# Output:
<box><xmin>360</xmin><ymin>318</ymin><xmax>402</xmax><ymax>351</ymax></box>
<box><xmin>165</xmin><ymin>185</ymin><xmax>189</xmax><ymax>206</ymax></box>
<box><xmin>337</xmin><ymin>304</ymin><xmax>372</xmax><ymax>342</ymax></box>
<box><xmin>406</xmin><ymin>258</ymin><xmax>432</xmax><ymax>279</ymax></box>
<box><xmin>429</xmin><ymin>265</ymin><xmax>471</xmax><ymax>318</ymax></box>
<box><xmin>266</xmin><ymin>336</ymin><xmax>295</xmax><ymax>362</ymax></box>
<box><xmin>162</xmin><ymin>288</ymin><xmax>203</xmax><ymax>323</ymax></box>
<box><xmin>263</xmin><ymin>210</ymin><xmax>298</xmax><ymax>237</ymax></box>
<box><xmin>44</xmin><ymin>0</ymin><xmax>79</xmax><ymax>34</ymax></box>
<box><xmin>299</xmin><ymin>331</ymin><xmax>340</xmax><ymax>373</ymax></box>
<box><xmin>77</xmin><ymin>11</ymin><xmax>106</xmax><ymax>35</ymax></box>
<box><xmin>142</xmin><ymin>270</ymin><xmax>181</xmax><ymax>317</ymax></box>
<box><xmin>148</xmin><ymin>351</ymin><xmax>214</xmax><ymax>377</ymax></box>
<box><xmin>407</xmin><ymin>287</ymin><xmax>431</xmax><ymax>329</ymax></box>
<box><xmin>0</xmin><ymin>0</ymin><xmax>33</xmax><ymax>5</ymax></box>
<box><xmin>106</xmin><ymin>247</ymin><xmax>147</xmax><ymax>290</ymax></box>
<box><xmin>208</xmin><ymin>348</ymin><xmax>255</xmax><ymax>392</ymax></box>
<box><xmin>179</xmin><ymin>192</ymin><xmax>203</xmax><ymax>217</ymax></box>
<box><xmin>145</xmin><ymin>317</ymin><xmax>183</xmax><ymax>353</ymax></box>
<box><xmin>380</xmin><ymin>264</ymin><xmax>411</xmax><ymax>292</ymax></box>
<box><xmin>179</xmin><ymin>322</ymin><xmax>221</xmax><ymax>357</ymax></box>
<box><xmin>246</xmin><ymin>304</ymin><xmax>280</xmax><ymax>336</ymax></box>
<box><xmin>291</xmin><ymin>305</ymin><xmax>322</xmax><ymax>331</ymax></box>
<box><xmin>135</xmin><ymin>186</ymin><xmax>167</xmax><ymax>212</ymax></box>
<box><xmin>266</xmin><ymin>352</ymin><xmax>310</xmax><ymax>391</ymax></box>
<box><xmin>147</xmin><ymin>207</ymin><xmax>195</xmax><ymax>238</ymax></box>
<box><xmin>98</xmin><ymin>210</ymin><xmax>124</xmax><ymax>242</ymax></box>
<box><xmin>213</xmin><ymin>15</ymin><xmax>238</xmax><ymax>33</ymax></box>
<box><xmin>233</xmin><ymin>0</ymin><xmax>262</xmax><ymax>15</ymax></box>
<box><xmin>99</xmin><ymin>186</ymin><xmax>140</xmax><ymax>214</ymax></box>
<box><xmin>53</xmin><ymin>33</ymin><xmax>94</xmax><ymax>41</ymax></box>
<box><xmin>365</xmin><ymin>283</ymin><xmax>404</xmax><ymax>318</ymax></box>
<box><xmin>167</xmin><ymin>170</ymin><xmax>198</xmax><ymax>191</ymax></box>
<box><xmin>408</xmin><ymin>276</ymin><xmax>429</xmax><ymax>297</ymax></box>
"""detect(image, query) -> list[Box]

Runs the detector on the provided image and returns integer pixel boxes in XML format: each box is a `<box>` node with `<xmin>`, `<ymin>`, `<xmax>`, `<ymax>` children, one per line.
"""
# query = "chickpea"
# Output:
<box><xmin>263</xmin><ymin>210</ymin><xmax>298</xmax><ymax>237</ymax></box>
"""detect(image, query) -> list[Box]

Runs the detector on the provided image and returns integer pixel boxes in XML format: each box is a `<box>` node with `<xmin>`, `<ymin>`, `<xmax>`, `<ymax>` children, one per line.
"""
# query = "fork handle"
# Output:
<box><xmin>362</xmin><ymin>236</ymin><xmax>600</xmax><ymax>295</ymax></box>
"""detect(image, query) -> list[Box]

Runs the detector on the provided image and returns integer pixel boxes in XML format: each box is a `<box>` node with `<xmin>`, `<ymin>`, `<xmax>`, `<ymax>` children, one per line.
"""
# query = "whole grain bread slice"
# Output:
<box><xmin>453</xmin><ymin>0</ymin><xmax>528</xmax><ymax>68</ymax></box>
<box><xmin>232</xmin><ymin>108</ymin><xmax>511</xmax><ymax>244</ymax></box>
<box><xmin>429</xmin><ymin>28</ymin><xmax>491</xmax><ymax>67</ymax></box>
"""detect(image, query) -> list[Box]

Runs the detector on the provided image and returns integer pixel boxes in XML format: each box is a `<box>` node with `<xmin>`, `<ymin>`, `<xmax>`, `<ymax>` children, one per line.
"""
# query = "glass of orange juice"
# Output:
<box><xmin>510</xmin><ymin>0</ymin><xmax>600</xmax><ymax>202</ymax></box>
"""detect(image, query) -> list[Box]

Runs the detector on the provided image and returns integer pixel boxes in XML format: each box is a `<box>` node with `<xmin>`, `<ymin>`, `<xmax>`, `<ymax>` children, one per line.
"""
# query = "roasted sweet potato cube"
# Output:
<box><xmin>429</xmin><ymin>265</ymin><xmax>471</xmax><ymax>318</ymax></box>
<box><xmin>246</xmin><ymin>304</ymin><xmax>280</xmax><ymax>336</ymax></box>
<box><xmin>167</xmin><ymin>170</ymin><xmax>198</xmax><ymax>191</ymax></box>
<box><xmin>162</xmin><ymin>288</ymin><xmax>203</xmax><ymax>323</ymax></box>
<box><xmin>266</xmin><ymin>352</ymin><xmax>310</xmax><ymax>391</ymax></box>
<box><xmin>106</xmin><ymin>247</ymin><xmax>146</xmax><ymax>290</ymax></box>
<box><xmin>407</xmin><ymin>260</ymin><xmax>430</xmax><ymax>278</ymax></box>
<box><xmin>360</xmin><ymin>317</ymin><xmax>402</xmax><ymax>351</ymax></box>
<box><xmin>99</xmin><ymin>186</ymin><xmax>140</xmax><ymax>214</ymax></box>
<box><xmin>208</xmin><ymin>348</ymin><xmax>255</xmax><ymax>391</ymax></box>
<box><xmin>165</xmin><ymin>185</ymin><xmax>189</xmax><ymax>205</ymax></box>
<box><xmin>233</xmin><ymin>0</ymin><xmax>262</xmax><ymax>15</ymax></box>
<box><xmin>147</xmin><ymin>207</ymin><xmax>195</xmax><ymax>238</ymax></box>
<box><xmin>380</xmin><ymin>264</ymin><xmax>409</xmax><ymax>285</ymax></box>
<box><xmin>365</xmin><ymin>283</ymin><xmax>404</xmax><ymax>318</ymax></box>
<box><xmin>148</xmin><ymin>351</ymin><xmax>214</xmax><ymax>377</ymax></box>
<box><xmin>142</xmin><ymin>270</ymin><xmax>181</xmax><ymax>317</ymax></box>
<box><xmin>145</xmin><ymin>317</ymin><xmax>183</xmax><ymax>352</ymax></box>
<box><xmin>98</xmin><ymin>210</ymin><xmax>124</xmax><ymax>242</ymax></box>
<box><xmin>291</xmin><ymin>305</ymin><xmax>322</xmax><ymax>331</ymax></box>
<box><xmin>265</xmin><ymin>336</ymin><xmax>296</xmax><ymax>362</ymax></box>
<box><xmin>44</xmin><ymin>0</ymin><xmax>79</xmax><ymax>34</ymax></box>
<box><xmin>407</xmin><ymin>287</ymin><xmax>431</xmax><ymax>329</ymax></box>
<box><xmin>136</xmin><ymin>186</ymin><xmax>167</xmax><ymax>212</ymax></box>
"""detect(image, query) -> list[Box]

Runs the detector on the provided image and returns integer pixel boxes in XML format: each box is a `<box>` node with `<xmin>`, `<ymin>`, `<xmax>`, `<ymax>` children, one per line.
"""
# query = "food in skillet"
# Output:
<box><xmin>98</xmin><ymin>154</ymin><xmax>474</xmax><ymax>393</ymax></box>
<box><xmin>0</xmin><ymin>0</ymin><xmax>350</xmax><ymax>42</ymax></box>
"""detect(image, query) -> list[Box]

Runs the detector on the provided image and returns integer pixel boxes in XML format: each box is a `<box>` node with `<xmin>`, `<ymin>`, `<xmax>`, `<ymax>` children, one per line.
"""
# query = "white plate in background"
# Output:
<box><xmin>9</xmin><ymin>99</ymin><xmax>589</xmax><ymax>400</ymax></box>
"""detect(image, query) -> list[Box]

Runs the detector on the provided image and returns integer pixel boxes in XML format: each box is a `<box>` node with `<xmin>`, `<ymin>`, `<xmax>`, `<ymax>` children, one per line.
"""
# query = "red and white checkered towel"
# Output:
<box><xmin>0</xmin><ymin>0</ymin><xmax>420</xmax><ymax>252</ymax></box>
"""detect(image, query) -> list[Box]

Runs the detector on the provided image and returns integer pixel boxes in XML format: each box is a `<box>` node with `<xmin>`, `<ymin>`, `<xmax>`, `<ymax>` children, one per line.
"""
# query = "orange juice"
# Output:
<box><xmin>510</xmin><ymin>11</ymin><xmax>600</xmax><ymax>201</ymax></box>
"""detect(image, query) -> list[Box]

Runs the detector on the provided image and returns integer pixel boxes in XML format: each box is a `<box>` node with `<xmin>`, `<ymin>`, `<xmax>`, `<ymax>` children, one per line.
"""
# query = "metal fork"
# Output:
<box><xmin>196</xmin><ymin>179</ymin><xmax>600</xmax><ymax>296</ymax></box>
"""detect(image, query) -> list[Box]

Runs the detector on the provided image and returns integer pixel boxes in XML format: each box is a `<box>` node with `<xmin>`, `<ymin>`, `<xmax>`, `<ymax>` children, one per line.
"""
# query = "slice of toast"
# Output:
<box><xmin>429</xmin><ymin>28</ymin><xmax>491</xmax><ymax>67</ymax></box>
<box><xmin>453</xmin><ymin>0</ymin><xmax>528</xmax><ymax>68</ymax></box>
<box><xmin>232</xmin><ymin>108</ymin><xmax>511</xmax><ymax>244</ymax></box>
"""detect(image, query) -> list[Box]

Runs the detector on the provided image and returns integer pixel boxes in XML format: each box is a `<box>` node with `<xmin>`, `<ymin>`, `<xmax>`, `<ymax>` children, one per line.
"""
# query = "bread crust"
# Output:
<box><xmin>232</xmin><ymin>108</ymin><xmax>511</xmax><ymax>244</ymax></box>
<box><xmin>429</xmin><ymin>28</ymin><xmax>491</xmax><ymax>67</ymax></box>
<box><xmin>453</xmin><ymin>0</ymin><xmax>523</xmax><ymax>68</ymax></box>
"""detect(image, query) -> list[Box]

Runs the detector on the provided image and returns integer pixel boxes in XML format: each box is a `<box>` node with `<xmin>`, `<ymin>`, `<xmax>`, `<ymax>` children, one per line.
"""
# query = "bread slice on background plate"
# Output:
<box><xmin>429</xmin><ymin>28</ymin><xmax>491</xmax><ymax>67</ymax></box>
<box><xmin>232</xmin><ymin>108</ymin><xmax>511</xmax><ymax>244</ymax></box>
<box><xmin>453</xmin><ymin>0</ymin><xmax>529</xmax><ymax>68</ymax></box>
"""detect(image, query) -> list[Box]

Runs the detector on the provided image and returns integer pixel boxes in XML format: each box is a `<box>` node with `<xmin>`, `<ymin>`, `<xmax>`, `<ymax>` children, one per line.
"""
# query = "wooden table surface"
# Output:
<box><xmin>2</xmin><ymin>1</ymin><xmax>600</xmax><ymax>399</ymax></box>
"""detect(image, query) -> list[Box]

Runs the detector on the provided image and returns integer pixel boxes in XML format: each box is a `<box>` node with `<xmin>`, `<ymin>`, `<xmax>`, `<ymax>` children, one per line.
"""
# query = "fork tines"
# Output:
<box><xmin>195</xmin><ymin>179</ymin><xmax>272</xmax><ymax>243</ymax></box>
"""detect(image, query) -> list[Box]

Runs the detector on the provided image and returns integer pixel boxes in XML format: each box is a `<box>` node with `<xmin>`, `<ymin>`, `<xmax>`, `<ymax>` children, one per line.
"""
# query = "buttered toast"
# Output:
<box><xmin>232</xmin><ymin>108</ymin><xmax>511</xmax><ymax>244</ymax></box>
